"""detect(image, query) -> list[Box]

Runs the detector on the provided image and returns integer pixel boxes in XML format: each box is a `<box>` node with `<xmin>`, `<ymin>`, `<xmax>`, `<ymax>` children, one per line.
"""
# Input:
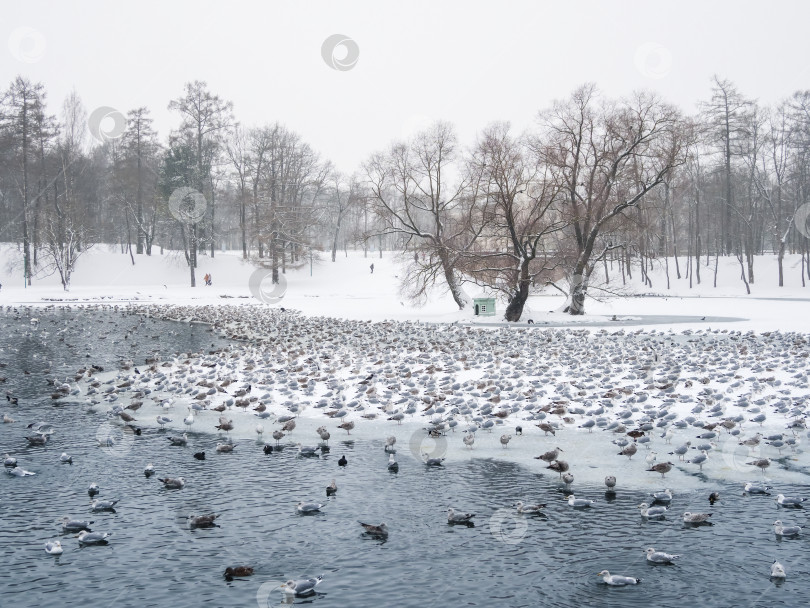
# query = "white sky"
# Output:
<box><xmin>4</xmin><ymin>0</ymin><xmax>810</xmax><ymax>173</ymax></box>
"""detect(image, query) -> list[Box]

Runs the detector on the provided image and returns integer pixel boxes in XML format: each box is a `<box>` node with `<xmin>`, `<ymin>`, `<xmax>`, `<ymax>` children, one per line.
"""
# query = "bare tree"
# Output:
<box><xmin>538</xmin><ymin>84</ymin><xmax>689</xmax><ymax>314</ymax></box>
<box><xmin>464</xmin><ymin>122</ymin><xmax>566</xmax><ymax>321</ymax></box>
<box><xmin>365</xmin><ymin>121</ymin><xmax>474</xmax><ymax>309</ymax></box>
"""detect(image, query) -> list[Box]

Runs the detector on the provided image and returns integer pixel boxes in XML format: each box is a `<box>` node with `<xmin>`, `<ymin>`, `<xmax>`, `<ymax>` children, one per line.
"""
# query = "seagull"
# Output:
<box><xmin>682</xmin><ymin>511</ymin><xmax>713</xmax><ymax>524</ymax></box>
<box><xmin>296</xmin><ymin>501</ymin><xmax>323</xmax><ymax>514</ymax></box>
<box><xmin>183</xmin><ymin>413</ymin><xmax>194</xmax><ymax>427</ymax></box>
<box><xmin>647</xmin><ymin>462</ymin><xmax>674</xmax><ymax>478</ymax></box>
<box><xmin>144</xmin><ymin>463</ymin><xmax>155</xmax><ymax>477</ymax></box>
<box><xmin>76</xmin><ymin>531</ymin><xmax>111</xmax><ymax>546</ymax></box>
<box><xmin>463</xmin><ymin>433</ymin><xmax>475</xmax><ymax>449</ymax></box>
<box><xmin>535</xmin><ymin>447</ymin><xmax>563</xmax><ymax>463</ymax></box>
<box><xmin>337</xmin><ymin>420</ymin><xmax>355</xmax><ymax>435</ymax></box>
<box><xmin>651</xmin><ymin>489</ymin><xmax>672</xmax><ymax>504</ymax></box>
<box><xmin>597</xmin><ymin>570</ymin><xmax>640</xmax><ymax>586</ymax></box>
<box><xmin>158</xmin><ymin>476</ymin><xmax>185</xmax><ymax>489</ymax></box>
<box><xmin>60</xmin><ymin>518</ymin><xmax>93</xmax><ymax>533</ymax></box>
<box><xmin>447</xmin><ymin>508</ymin><xmax>475</xmax><ymax>523</ymax></box>
<box><xmin>272</xmin><ymin>430</ymin><xmax>285</xmax><ymax>445</ymax></box>
<box><xmin>500</xmin><ymin>434</ymin><xmax>512</xmax><ymax>448</ymax></box>
<box><xmin>7</xmin><ymin>466</ymin><xmax>35</xmax><ymax>477</ymax></box>
<box><xmin>709</xmin><ymin>492</ymin><xmax>720</xmax><ymax>505</ymax></box>
<box><xmin>566</xmin><ymin>495</ymin><xmax>595</xmax><ymax>508</ymax></box>
<box><xmin>515</xmin><ymin>501</ymin><xmax>546</xmax><ymax>514</ymax></box>
<box><xmin>167</xmin><ymin>433</ymin><xmax>188</xmax><ymax>446</ymax></box>
<box><xmin>316</xmin><ymin>426</ymin><xmax>330</xmax><ymax>444</ymax></box>
<box><xmin>297</xmin><ymin>443</ymin><xmax>320</xmax><ymax>457</ymax></box>
<box><xmin>637</xmin><ymin>502</ymin><xmax>667</xmax><ymax>518</ymax></box>
<box><xmin>776</xmin><ymin>494</ymin><xmax>807</xmax><ymax>507</ymax></box>
<box><xmin>3</xmin><ymin>454</ymin><xmax>17</xmax><ymax>467</ymax></box>
<box><xmin>216</xmin><ymin>443</ymin><xmax>235</xmax><ymax>453</ymax></box>
<box><xmin>423</xmin><ymin>454</ymin><xmax>445</xmax><ymax>466</ymax></box>
<box><xmin>156</xmin><ymin>415</ymin><xmax>172</xmax><ymax>428</ymax></box>
<box><xmin>618</xmin><ymin>443</ymin><xmax>637</xmax><ymax>459</ymax></box>
<box><xmin>358</xmin><ymin>522</ymin><xmax>389</xmax><ymax>538</ymax></box>
<box><xmin>771</xmin><ymin>560</ymin><xmax>786</xmax><ymax>579</ymax></box>
<box><xmin>746</xmin><ymin>458</ymin><xmax>770</xmax><ymax>474</ymax></box>
<box><xmin>604</xmin><ymin>476</ymin><xmax>617</xmax><ymax>491</ymax></box>
<box><xmin>90</xmin><ymin>499</ymin><xmax>119</xmax><ymax>512</ymax></box>
<box><xmin>387</xmin><ymin>453</ymin><xmax>399</xmax><ymax>472</ymax></box>
<box><xmin>645</xmin><ymin>548</ymin><xmax>679</xmax><ymax>564</ymax></box>
<box><xmin>280</xmin><ymin>575</ymin><xmax>324</xmax><ymax>596</ymax></box>
<box><xmin>384</xmin><ymin>436</ymin><xmax>396</xmax><ymax>452</ymax></box>
<box><xmin>743</xmin><ymin>482</ymin><xmax>771</xmax><ymax>495</ymax></box>
<box><xmin>562</xmin><ymin>472</ymin><xmax>574</xmax><ymax>486</ymax></box>
<box><xmin>44</xmin><ymin>540</ymin><xmax>63</xmax><ymax>555</ymax></box>
<box><xmin>546</xmin><ymin>460</ymin><xmax>569</xmax><ymax>478</ymax></box>
<box><xmin>326</xmin><ymin>479</ymin><xmax>337</xmax><ymax>496</ymax></box>
<box><xmin>688</xmin><ymin>450</ymin><xmax>709</xmax><ymax>470</ymax></box>
<box><xmin>59</xmin><ymin>452</ymin><xmax>73</xmax><ymax>465</ymax></box>
<box><xmin>88</xmin><ymin>483</ymin><xmax>100</xmax><ymax>497</ymax></box>
<box><xmin>773</xmin><ymin>520</ymin><xmax>802</xmax><ymax>536</ymax></box>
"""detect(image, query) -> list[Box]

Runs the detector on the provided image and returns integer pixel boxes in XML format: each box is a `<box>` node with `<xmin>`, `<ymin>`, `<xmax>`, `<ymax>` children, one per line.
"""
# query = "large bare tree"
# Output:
<box><xmin>365</xmin><ymin>121</ymin><xmax>475</xmax><ymax>309</ymax></box>
<box><xmin>537</xmin><ymin>84</ymin><xmax>689</xmax><ymax>314</ymax></box>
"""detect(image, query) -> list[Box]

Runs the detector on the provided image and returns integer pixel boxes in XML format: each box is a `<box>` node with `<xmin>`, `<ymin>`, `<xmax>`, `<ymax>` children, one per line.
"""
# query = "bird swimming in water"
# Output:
<box><xmin>515</xmin><ymin>501</ymin><xmax>546</xmax><ymax>514</ymax></box>
<box><xmin>296</xmin><ymin>502</ymin><xmax>323</xmax><ymax>514</ymax></box>
<box><xmin>144</xmin><ymin>463</ymin><xmax>155</xmax><ymax>477</ymax></box>
<box><xmin>77</xmin><ymin>530</ymin><xmax>111</xmax><ymax>546</ymax></box>
<box><xmin>280</xmin><ymin>575</ymin><xmax>324</xmax><ymax>596</ymax></box>
<box><xmin>263</xmin><ymin>444</ymin><xmax>273</xmax><ymax>455</ymax></box>
<box><xmin>188</xmin><ymin>513</ymin><xmax>218</xmax><ymax>528</ymax></box>
<box><xmin>771</xmin><ymin>560</ymin><xmax>786</xmax><ymax>579</ymax></box>
<box><xmin>90</xmin><ymin>499</ymin><xmax>119</xmax><ymax>512</ymax></box>
<box><xmin>358</xmin><ymin>522</ymin><xmax>388</xmax><ymax>538</ymax></box>
<box><xmin>224</xmin><ymin>566</ymin><xmax>253</xmax><ymax>580</ymax></box>
<box><xmin>683</xmin><ymin>511</ymin><xmax>713</xmax><ymax>524</ymax></box>
<box><xmin>60</xmin><ymin>452</ymin><xmax>72</xmax><ymax>465</ymax></box>
<box><xmin>60</xmin><ymin>517</ymin><xmax>93</xmax><ymax>533</ymax></box>
<box><xmin>566</xmin><ymin>495</ymin><xmax>595</xmax><ymax>508</ymax></box>
<box><xmin>447</xmin><ymin>508</ymin><xmax>475</xmax><ymax>523</ymax></box>
<box><xmin>338</xmin><ymin>455</ymin><xmax>347</xmax><ymax>467</ymax></box>
<box><xmin>387</xmin><ymin>453</ymin><xmax>399</xmax><ymax>472</ymax></box>
<box><xmin>193</xmin><ymin>452</ymin><xmax>206</xmax><ymax>460</ymax></box>
<box><xmin>44</xmin><ymin>540</ymin><xmax>63</xmax><ymax>555</ymax></box>
<box><xmin>645</xmin><ymin>548</ymin><xmax>679</xmax><ymax>564</ymax></box>
<box><xmin>326</xmin><ymin>479</ymin><xmax>337</xmax><ymax>496</ymax></box>
<box><xmin>709</xmin><ymin>492</ymin><xmax>720</xmax><ymax>505</ymax></box>
<box><xmin>88</xmin><ymin>483</ymin><xmax>100</xmax><ymax>497</ymax></box>
<box><xmin>597</xmin><ymin>570</ymin><xmax>640</xmax><ymax>586</ymax></box>
<box><xmin>158</xmin><ymin>476</ymin><xmax>185</xmax><ymax>489</ymax></box>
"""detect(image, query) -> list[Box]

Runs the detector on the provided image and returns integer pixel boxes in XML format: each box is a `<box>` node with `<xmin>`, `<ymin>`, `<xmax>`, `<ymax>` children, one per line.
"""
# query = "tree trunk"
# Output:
<box><xmin>437</xmin><ymin>247</ymin><xmax>467</xmax><ymax>310</ymax></box>
<box><xmin>504</xmin><ymin>260</ymin><xmax>531</xmax><ymax>321</ymax></box>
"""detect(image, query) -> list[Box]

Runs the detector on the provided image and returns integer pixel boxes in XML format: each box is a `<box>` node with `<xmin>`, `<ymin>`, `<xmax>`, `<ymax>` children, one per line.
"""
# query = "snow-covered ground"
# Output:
<box><xmin>1</xmin><ymin>244</ymin><xmax>809</xmax><ymax>332</ymax></box>
<box><xmin>4</xmin><ymin>243</ymin><xmax>809</xmax><ymax>492</ymax></box>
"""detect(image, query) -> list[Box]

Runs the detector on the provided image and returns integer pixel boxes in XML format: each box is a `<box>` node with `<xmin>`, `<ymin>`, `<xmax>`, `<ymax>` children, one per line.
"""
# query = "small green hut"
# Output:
<box><xmin>473</xmin><ymin>297</ymin><xmax>496</xmax><ymax>317</ymax></box>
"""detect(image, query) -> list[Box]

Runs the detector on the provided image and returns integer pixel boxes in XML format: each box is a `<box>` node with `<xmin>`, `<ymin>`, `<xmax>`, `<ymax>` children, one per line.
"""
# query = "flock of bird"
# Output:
<box><xmin>3</xmin><ymin>303</ymin><xmax>810</xmax><ymax>593</ymax></box>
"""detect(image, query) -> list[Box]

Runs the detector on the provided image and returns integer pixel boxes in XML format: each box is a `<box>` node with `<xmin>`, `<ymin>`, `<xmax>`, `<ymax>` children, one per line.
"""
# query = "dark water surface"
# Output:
<box><xmin>1</xmin><ymin>308</ymin><xmax>808</xmax><ymax>608</ymax></box>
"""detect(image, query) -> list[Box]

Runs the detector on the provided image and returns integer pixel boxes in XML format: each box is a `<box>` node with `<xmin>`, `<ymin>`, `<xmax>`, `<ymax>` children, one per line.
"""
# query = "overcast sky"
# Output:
<box><xmin>4</xmin><ymin>0</ymin><xmax>810</xmax><ymax>173</ymax></box>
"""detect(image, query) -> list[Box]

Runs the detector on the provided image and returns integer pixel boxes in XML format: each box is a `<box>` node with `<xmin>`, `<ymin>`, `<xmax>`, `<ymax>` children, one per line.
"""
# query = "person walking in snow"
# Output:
<box><xmin>370</xmin><ymin>263</ymin><xmax>374</xmax><ymax>274</ymax></box>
